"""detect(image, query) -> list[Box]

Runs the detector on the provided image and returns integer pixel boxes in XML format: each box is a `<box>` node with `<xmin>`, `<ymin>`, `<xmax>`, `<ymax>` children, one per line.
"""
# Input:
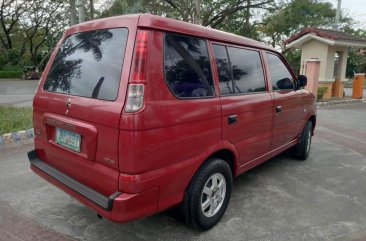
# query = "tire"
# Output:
<box><xmin>183</xmin><ymin>158</ymin><xmax>232</xmax><ymax>230</ymax></box>
<box><xmin>294</xmin><ymin>121</ymin><xmax>313</xmax><ymax>160</ymax></box>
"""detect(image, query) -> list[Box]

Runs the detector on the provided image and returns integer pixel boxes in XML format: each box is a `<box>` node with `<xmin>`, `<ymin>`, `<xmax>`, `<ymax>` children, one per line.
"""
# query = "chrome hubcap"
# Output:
<box><xmin>201</xmin><ymin>173</ymin><xmax>226</xmax><ymax>217</ymax></box>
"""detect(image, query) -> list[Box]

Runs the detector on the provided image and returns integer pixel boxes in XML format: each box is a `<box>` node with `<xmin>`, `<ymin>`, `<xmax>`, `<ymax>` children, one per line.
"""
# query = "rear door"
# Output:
<box><xmin>212</xmin><ymin>44</ymin><xmax>273</xmax><ymax>166</ymax></box>
<box><xmin>33</xmin><ymin>26</ymin><xmax>134</xmax><ymax>196</ymax></box>
<box><xmin>264</xmin><ymin>52</ymin><xmax>306</xmax><ymax>150</ymax></box>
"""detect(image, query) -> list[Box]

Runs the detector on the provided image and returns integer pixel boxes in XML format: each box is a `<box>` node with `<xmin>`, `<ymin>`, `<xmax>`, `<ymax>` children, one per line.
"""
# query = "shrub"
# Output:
<box><xmin>0</xmin><ymin>52</ymin><xmax>7</xmax><ymax>70</ymax></box>
<box><xmin>0</xmin><ymin>70</ymin><xmax>22</xmax><ymax>78</ymax></box>
<box><xmin>7</xmin><ymin>49</ymin><xmax>20</xmax><ymax>65</ymax></box>
<box><xmin>317</xmin><ymin>87</ymin><xmax>328</xmax><ymax>100</ymax></box>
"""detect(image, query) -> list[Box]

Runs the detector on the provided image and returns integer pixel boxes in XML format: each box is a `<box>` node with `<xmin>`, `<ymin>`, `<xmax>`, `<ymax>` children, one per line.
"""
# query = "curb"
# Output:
<box><xmin>316</xmin><ymin>99</ymin><xmax>364</xmax><ymax>108</ymax></box>
<box><xmin>0</xmin><ymin>128</ymin><xmax>34</xmax><ymax>149</ymax></box>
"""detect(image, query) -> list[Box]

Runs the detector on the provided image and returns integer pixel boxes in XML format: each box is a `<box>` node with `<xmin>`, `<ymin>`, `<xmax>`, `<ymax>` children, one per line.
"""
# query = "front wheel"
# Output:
<box><xmin>184</xmin><ymin>158</ymin><xmax>232</xmax><ymax>230</ymax></box>
<box><xmin>294</xmin><ymin>121</ymin><xmax>313</xmax><ymax>160</ymax></box>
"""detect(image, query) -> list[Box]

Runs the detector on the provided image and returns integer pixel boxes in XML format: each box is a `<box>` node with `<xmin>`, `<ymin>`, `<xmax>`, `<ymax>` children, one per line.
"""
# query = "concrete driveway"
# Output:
<box><xmin>1</xmin><ymin>102</ymin><xmax>366</xmax><ymax>241</ymax></box>
<box><xmin>0</xmin><ymin>79</ymin><xmax>39</xmax><ymax>107</ymax></box>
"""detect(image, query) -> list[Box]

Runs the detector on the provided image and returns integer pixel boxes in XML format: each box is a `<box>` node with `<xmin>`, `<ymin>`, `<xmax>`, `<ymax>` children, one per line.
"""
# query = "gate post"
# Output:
<box><xmin>352</xmin><ymin>73</ymin><xmax>365</xmax><ymax>99</ymax></box>
<box><xmin>304</xmin><ymin>59</ymin><xmax>320</xmax><ymax>96</ymax></box>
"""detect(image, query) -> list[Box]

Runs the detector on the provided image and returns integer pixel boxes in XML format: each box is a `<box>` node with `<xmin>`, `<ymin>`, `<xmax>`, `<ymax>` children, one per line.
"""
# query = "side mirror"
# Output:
<box><xmin>296</xmin><ymin>75</ymin><xmax>307</xmax><ymax>90</ymax></box>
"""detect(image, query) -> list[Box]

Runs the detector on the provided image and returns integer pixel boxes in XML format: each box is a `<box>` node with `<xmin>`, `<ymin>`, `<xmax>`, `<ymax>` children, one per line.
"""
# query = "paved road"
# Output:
<box><xmin>0</xmin><ymin>79</ymin><xmax>39</xmax><ymax>107</ymax></box>
<box><xmin>1</xmin><ymin>103</ymin><xmax>366</xmax><ymax>241</ymax></box>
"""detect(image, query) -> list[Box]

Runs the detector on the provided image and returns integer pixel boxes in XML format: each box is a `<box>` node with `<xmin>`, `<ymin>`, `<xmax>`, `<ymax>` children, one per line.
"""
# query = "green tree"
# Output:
<box><xmin>101</xmin><ymin>0</ymin><xmax>145</xmax><ymax>16</ymax></box>
<box><xmin>259</xmin><ymin>0</ymin><xmax>354</xmax><ymax>74</ymax></box>
<box><xmin>259</xmin><ymin>0</ymin><xmax>353</xmax><ymax>49</ymax></box>
<box><xmin>101</xmin><ymin>0</ymin><xmax>274</xmax><ymax>37</ymax></box>
<box><xmin>0</xmin><ymin>0</ymin><xmax>33</xmax><ymax>50</ymax></box>
<box><xmin>20</xmin><ymin>0</ymin><xmax>67</xmax><ymax>70</ymax></box>
<box><xmin>259</xmin><ymin>0</ymin><xmax>352</xmax><ymax>50</ymax></box>
<box><xmin>343</xmin><ymin>28</ymin><xmax>366</xmax><ymax>77</ymax></box>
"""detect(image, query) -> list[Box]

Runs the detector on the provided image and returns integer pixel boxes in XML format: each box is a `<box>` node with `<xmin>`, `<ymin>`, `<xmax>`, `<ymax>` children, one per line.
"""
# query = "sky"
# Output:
<box><xmin>330</xmin><ymin>0</ymin><xmax>366</xmax><ymax>29</ymax></box>
<box><xmin>95</xmin><ymin>0</ymin><xmax>366</xmax><ymax>30</ymax></box>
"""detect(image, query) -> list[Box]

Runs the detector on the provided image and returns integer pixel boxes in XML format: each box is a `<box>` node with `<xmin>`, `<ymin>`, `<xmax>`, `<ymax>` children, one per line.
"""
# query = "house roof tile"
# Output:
<box><xmin>285</xmin><ymin>27</ymin><xmax>366</xmax><ymax>45</ymax></box>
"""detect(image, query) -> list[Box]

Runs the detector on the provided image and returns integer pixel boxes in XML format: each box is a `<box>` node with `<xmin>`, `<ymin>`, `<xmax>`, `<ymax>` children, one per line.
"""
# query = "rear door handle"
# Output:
<box><xmin>228</xmin><ymin>115</ymin><xmax>238</xmax><ymax>125</ymax></box>
<box><xmin>276</xmin><ymin>105</ymin><xmax>282</xmax><ymax>113</ymax></box>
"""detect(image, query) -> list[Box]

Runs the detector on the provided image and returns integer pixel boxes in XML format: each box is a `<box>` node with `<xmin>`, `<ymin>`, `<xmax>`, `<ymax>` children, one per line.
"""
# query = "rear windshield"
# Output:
<box><xmin>43</xmin><ymin>28</ymin><xmax>128</xmax><ymax>101</ymax></box>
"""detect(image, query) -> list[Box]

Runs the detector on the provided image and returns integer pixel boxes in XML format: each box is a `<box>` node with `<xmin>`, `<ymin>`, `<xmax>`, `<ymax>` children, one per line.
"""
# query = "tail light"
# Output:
<box><xmin>125</xmin><ymin>30</ymin><xmax>149</xmax><ymax>113</ymax></box>
<box><xmin>125</xmin><ymin>84</ymin><xmax>144</xmax><ymax>112</ymax></box>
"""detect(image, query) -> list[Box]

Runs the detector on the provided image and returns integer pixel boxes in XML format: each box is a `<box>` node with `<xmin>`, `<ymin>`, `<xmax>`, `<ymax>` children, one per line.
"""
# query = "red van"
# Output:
<box><xmin>28</xmin><ymin>14</ymin><xmax>316</xmax><ymax>230</ymax></box>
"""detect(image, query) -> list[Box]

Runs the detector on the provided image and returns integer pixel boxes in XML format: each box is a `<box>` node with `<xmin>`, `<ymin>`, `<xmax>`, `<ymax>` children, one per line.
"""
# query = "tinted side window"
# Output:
<box><xmin>164</xmin><ymin>33</ymin><xmax>214</xmax><ymax>98</ymax></box>
<box><xmin>227</xmin><ymin>47</ymin><xmax>266</xmax><ymax>94</ymax></box>
<box><xmin>266</xmin><ymin>53</ymin><xmax>294</xmax><ymax>90</ymax></box>
<box><xmin>213</xmin><ymin>44</ymin><xmax>266</xmax><ymax>95</ymax></box>
<box><xmin>44</xmin><ymin>28</ymin><xmax>128</xmax><ymax>101</ymax></box>
<box><xmin>212</xmin><ymin>45</ymin><xmax>232</xmax><ymax>95</ymax></box>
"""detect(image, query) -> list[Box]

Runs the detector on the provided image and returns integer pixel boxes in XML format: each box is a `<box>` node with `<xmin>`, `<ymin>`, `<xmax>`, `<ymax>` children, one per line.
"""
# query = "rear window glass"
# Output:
<box><xmin>213</xmin><ymin>44</ymin><xmax>266</xmax><ymax>95</ymax></box>
<box><xmin>164</xmin><ymin>33</ymin><xmax>214</xmax><ymax>98</ymax></box>
<box><xmin>43</xmin><ymin>28</ymin><xmax>128</xmax><ymax>101</ymax></box>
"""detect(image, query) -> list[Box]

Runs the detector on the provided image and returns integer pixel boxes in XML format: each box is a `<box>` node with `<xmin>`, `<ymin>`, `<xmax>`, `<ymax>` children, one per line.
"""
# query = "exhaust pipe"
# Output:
<box><xmin>97</xmin><ymin>214</ymin><xmax>103</xmax><ymax>219</ymax></box>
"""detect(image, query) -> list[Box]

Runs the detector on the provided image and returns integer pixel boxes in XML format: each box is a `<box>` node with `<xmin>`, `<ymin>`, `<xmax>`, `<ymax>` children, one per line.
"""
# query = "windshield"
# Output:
<box><xmin>43</xmin><ymin>28</ymin><xmax>128</xmax><ymax>101</ymax></box>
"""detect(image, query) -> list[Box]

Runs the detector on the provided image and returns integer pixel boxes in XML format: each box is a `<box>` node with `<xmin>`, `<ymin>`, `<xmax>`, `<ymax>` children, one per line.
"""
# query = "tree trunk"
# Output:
<box><xmin>89</xmin><ymin>0</ymin><xmax>94</xmax><ymax>20</ymax></box>
<box><xmin>194</xmin><ymin>0</ymin><xmax>201</xmax><ymax>25</ymax></box>
<box><xmin>244</xmin><ymin>0</ymin><xmax>251</xmax><ymax>37</ymax></box>
<box><xmin>0</xmin><ymin>36</ymin><xmax>7</xmax><ymax>50</ymax></box>
<box><xmin>38</xmin><ymin>50</ymin><xmax>52</xmax><ymax>72</ymax></box>
<box><xmin>70</xmin><ymin>0</ymin><xmax>77</xmax><ymax>25</ymax></box>
<box><xmin>5</xmin><ymin>29</ymin><xmax>12</xmax><ymax>49</ymax></box>
<box><xmin>0</xmin><ymin>20</ymin><xmax>11</xmax><ymax>49</ymax></box>
<box><xmin>78</xmin><ymin>0</ymin><xmax>85</xmax><ymax>23</ymax></box>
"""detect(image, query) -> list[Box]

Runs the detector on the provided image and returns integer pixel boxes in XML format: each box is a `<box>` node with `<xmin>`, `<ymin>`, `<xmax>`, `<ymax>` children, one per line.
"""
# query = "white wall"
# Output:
<box><xmin>300</xmin><ymin>40</ymin><xmax>329</xmax><ymax>82</ymax></box>
<box><xmin>300</xmin><ymin>40</ymin><xmax>349</xmax><ymax>83</ymax></box>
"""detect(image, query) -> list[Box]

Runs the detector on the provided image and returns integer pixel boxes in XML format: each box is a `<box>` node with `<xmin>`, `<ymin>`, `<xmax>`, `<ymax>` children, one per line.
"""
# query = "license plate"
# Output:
<box><xmin>56</xmin><ymin>128</ymin><xmax>81</xmax><ymax>152</ymax></box>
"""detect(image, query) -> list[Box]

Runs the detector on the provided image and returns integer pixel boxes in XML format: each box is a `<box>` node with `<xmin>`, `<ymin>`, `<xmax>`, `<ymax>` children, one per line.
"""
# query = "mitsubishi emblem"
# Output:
<box><xmin>66</xmin><ymin>98</ymin><xmax>71</xmax><ymax>108</ymax></box>
<box><xmin>66</xmin><ymin>98</ymin><xmax>71</xmax><ymax>115</ymax></box>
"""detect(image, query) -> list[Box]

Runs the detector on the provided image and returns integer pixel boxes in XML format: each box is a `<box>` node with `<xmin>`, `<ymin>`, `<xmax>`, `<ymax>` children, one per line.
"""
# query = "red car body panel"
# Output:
<box><xmin>29</xmin><ymin>14</ymin><xmax>316</xmax><ymax>222</ymax></box>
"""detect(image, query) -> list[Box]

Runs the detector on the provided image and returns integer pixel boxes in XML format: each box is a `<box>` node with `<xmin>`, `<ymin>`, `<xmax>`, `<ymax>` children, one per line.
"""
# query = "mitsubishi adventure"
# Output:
<box><xmin>28</xmin><ymin>14</ymin><xmax>316</xmax><ymax>230</ymax></box>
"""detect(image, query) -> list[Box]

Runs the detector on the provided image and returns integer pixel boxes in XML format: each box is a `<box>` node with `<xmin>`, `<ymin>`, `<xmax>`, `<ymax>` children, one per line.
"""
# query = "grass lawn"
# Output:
<box><xmin>0</xmin><ymin>107</ymin><xmax>32</xmax><ymax>135</ymax></box>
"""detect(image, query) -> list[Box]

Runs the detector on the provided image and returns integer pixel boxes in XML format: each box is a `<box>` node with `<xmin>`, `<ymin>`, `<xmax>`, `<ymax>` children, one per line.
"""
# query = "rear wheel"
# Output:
<box><xmin>294</xmin><ymin>121</ymin><xmax>313</xmax><ymax>160</ymax></box>
<box><xmin>183</xmin><ymin>158</ymin><xmax>232</xmax><ymax>230</ymax></box>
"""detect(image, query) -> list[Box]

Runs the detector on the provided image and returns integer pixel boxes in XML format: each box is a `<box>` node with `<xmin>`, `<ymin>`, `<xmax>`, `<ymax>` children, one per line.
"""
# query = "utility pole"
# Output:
<box><xmin>89</xmin><ymin>0</ymin><xmax>94</xmax><ymax>20</ymax></box>
<box><xmin>334</xmin><ymin>0</ymin><xmax>341</xmax><ymax>30</ymax></box>
<box><xmin>77</xmin><ymin>0</ymin><xmax>85</xmax><ymax>23</ymax></box>
<box><xmin>70</xmin><ymin>0</ymin><xmax>77</xmax><ymax>25</ymax></box>
<box><xmin>194</xmin><ymin>0</ymin><xmax>201</xmax><ymax>25</ymax></box>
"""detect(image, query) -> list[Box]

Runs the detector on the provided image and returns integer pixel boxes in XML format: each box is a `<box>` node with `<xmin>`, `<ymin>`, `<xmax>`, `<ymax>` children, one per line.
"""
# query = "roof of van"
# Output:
<box><xmin>69</xmin><ymin>14</ymin><xmax>276</xmax><ymax>52</ymax></box>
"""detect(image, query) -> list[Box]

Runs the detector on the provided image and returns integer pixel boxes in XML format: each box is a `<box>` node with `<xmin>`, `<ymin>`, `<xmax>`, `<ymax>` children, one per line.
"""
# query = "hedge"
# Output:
<box><xmin>317</xmin><ymin>87</ymin><xmax>328</xmax><ymax>100</ymax></box>
<box><xmin>0</xmin><ymin>70</ymin><xmax>22</xmax><ymax>78</ymax></box>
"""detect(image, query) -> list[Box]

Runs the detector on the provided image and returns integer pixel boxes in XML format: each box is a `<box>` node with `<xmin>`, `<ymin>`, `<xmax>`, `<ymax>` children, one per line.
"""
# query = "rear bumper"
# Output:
<box><xmin>27</xmin><ymin>150</ymin><xmax>159</xmax><ymax>222</ymax></box>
